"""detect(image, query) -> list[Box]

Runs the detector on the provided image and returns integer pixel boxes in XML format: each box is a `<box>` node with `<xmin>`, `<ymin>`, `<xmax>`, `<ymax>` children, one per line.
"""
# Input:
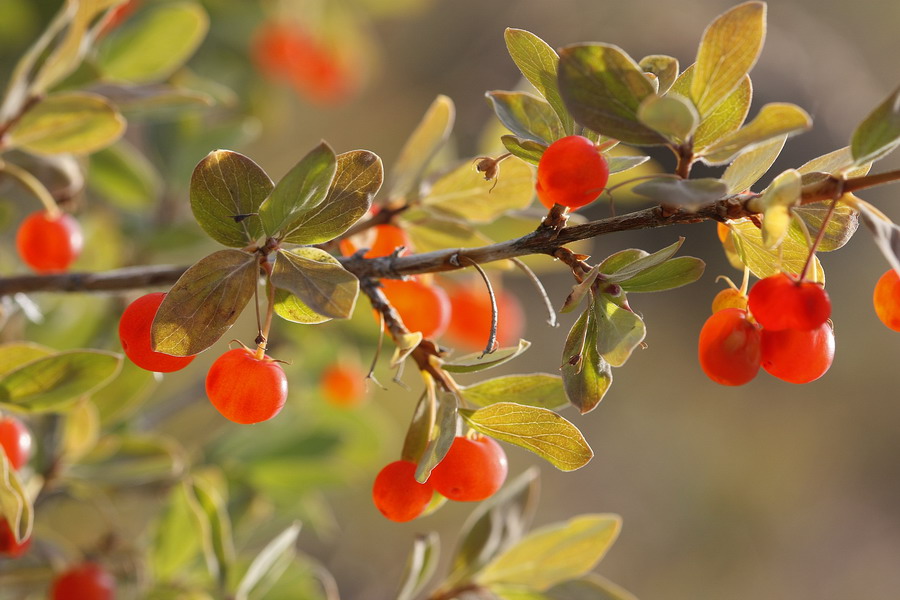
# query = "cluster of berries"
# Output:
<box><xmin>372</xmin><ymin>435</ymin><xmax>508</xmax><ymax>522</ymax></box>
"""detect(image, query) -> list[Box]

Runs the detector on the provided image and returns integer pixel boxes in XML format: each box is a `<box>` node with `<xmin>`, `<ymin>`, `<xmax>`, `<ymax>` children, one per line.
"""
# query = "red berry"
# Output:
<box><xmin>536</xmin><ymin>136</ymin><xmax>609</xmax><ymax>209</ymax></box>
<box><xmin>16</xmin><ymin>211</ymin><xmax>83</xmax><ymax>273</ymax></box>
<box><xmin>206</xmin><ymin>348</ymin><xmax>288</xmax><ymax>424</ymax></box>
<box><xmin>380</xmin><ymin>278</ymin><xmax>451</xmax><ymax>339</ymax></box>
<box><xmin>0</xmin><ymin>416</ymin><xmax>32</xmax><ymax>471</ymax></box>
<box><xmin>51</xmin><ymin>563</ymin><xmax>115</xmax><ymax>600</ymax></box>
<box><xmin>429</xmin><ymin>436</ymin><xmax>508</xmax><ymax>502</ymax></box>
<box><xmin>747</xmin><ymin>273</ymin><xmax>831</xmax><ymax>331</ymax></box>
<box><xmin>118</xmin><ymin>293</ymin><xmax>197</xmax><ymax>373</ymax></box>
<box><xmin>365</xmin><ymin>224</ymin><xmax>412</xmax><ymax>259</ymax></box>
<box><xmin>698</xmin><ymin>308</ymin><xmax>762</xmax><ymax>386</ymax></box>
<box><xmin>0</xmin><ymin>519</ymin><xmax>30</xmax><ymax>558</ymax></box>
<box><xmin>873</xmin><ymin>269</ymin><xmax>900</xmax><ymax>331</ymax></box>
<box><xmin>444</xmin><ymin>284</ymin><xmax>525</xmax><ymax>351</ymax></box>
<box><xmin>372</xmin><ymin>460</ymin><xmax>434</xmax><ymax>522</ymax></box>
<box><xmin>761</xmin><ymin>322</ymin><xmax>835</xmax><ymax>384</ymax></box>
<box><xmin>321</xmin><ymin>362</ymin><xmax>367</xmax><ymax>408</ymax></box>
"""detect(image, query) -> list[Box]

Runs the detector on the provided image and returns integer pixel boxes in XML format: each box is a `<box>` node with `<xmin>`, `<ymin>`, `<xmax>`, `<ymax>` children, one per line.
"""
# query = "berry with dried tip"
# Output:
<box><xmin>51</xmin><ymin>562</ymin><xmax>115</xmax><ymax>600</ymax></box>
<box><xmin>747</xmin><ymin>272</ymin><xmax>831</xmax><ymax>331</ymax></box>
<box><xmin>761</xmin><ymin>322</ymin><xmax>835</xmax><ymax>384</ymax></box>
<box><xmin>429</xmin><ymin>435</ymin><xmax>508</xmax><ymax>502</ymax></box>
<box><xmin>119</xmin><ymin>293</ymin><xmax>197</xmax><ymax>373</ymax></box>
<box><xmin>16</xmin><ymin>211</ymin><xmax>83</xmax><ymax>273</ymax></box>
<box><xmin>698</xmin><ymin>308</ymin><xmax>762</xmax><ymax>386</ymax></box>
<box><xmin>372</xmin><ymin>460</ymin><xmax>434</xmax><ymax>522</ymax></box>
<box><xmin>873</xmin><ymin>269</ymin><xmax>900</xmax><ymax>331</ymax></box>
<box><xmin>536</xmin><ymin>135</ymin><xmax>609</xmax><ymax>209</ymax></box>
<box><xmin>0</xmin><ymin>416</ymin><xmax>32</xmax><ymax>471</ymax></box>
<box><xmin>0</xmin><ymin>519</ymin><xmax>29</xmax><ymax>558</ymax></box>
<box><xmin>206</xmin><ymin>348</ymin><xmax>288</xmax><ymax>424</ymax></box>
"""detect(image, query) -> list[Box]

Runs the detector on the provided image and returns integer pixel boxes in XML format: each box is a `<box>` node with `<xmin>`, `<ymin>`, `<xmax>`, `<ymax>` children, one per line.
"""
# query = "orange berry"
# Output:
<box><xmin>119</xmin><ymin>293</ymin><xmax>197</xmax><ymax>373</ymax></box>
<box><xmin>16</xmin><ymin>211</ymin><xmax>83</xmax><ymax>273</ymax></box>
<box><xmin>873</xmin><ymin>269</ymin><xmax>900</xmax><ymax>331</ymax></box>
<box><xmin>761</xmin><ymin>322</ymin><xmax>835</xmax><ymax>384</ymax></box>
<box><xmin>0</xmin><ymin>416</ymin><xmax>32</xmax><ymax>471</ymax></box>
<box><xmin>51</xmin><ymin>563</ymin><xmax>115</xmax><ymax>600</ymax></box>
<box><xmin>747</xmin><ymin>273</ymin><xmax>831</xmax><ymax>331</ymax></box>
<box><xmin>321</xmin><ymin>363</ymin><xmax>367</xmax><ymax>407</ymax></box>
<box><xmin>380</xmin><ymin>278</ymin><xmax>451</xmax><ymax>339</ymax></box>
<box><xmin>206</xmin><ymin>348</ymin><xmax>288</xmax><ymax>424</ymax></box>
<box><xmin>698</xmin><ymin>308</ymin><xmax>762</xmax><ymax>386</ymax></box>
<box><xmin>716</xmin><ymin>222</ymin><xmax>730</xmax><ymax>243</ymax></box>
<box><xmin>444</xmin><ymin>284</ymin><xmax>524</xmax><ymax>350</ymax></box>
<box><xmin>536</xmin><ymin>136</ymin><xmax>609</xmax><ymax>209</ymax></box>
<box><xmin>429</xmin><ymin>436</ymin><xmax>508</xmax><ymax>502</ymax></box>
<box><xmin>372</xmin><ymin>460</ymin><xmax>434</xmax><ymax>522</ymax></box>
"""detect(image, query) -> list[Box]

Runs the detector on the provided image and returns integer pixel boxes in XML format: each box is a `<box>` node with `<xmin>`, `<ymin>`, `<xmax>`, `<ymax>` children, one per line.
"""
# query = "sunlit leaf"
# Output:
<box><xmin>423</xmin><ymin>157</ymin><xmax>533</xmax><ymax>223</ymax></box>
<box><xmin>690</xmin><ymin>2</ymin><xmax>766</xmax><ymax>116</ymax></box>
<box><xmin>759</xmin><ymin>169</ymin><xmax>801</xmax><ymax>248</ymax></box>
<box><xmin>851</xmin><ymin>85</ymin><xmax>900</xmax><ymax>165</ymax></box>
<box><xmin>592</xmin><ymin>295</ymin><xmax>645</xmax><ymax>367</ymax></box>
<box><xmin>390</xmin><ymin>332</ymin><xmax>423</xmax><ymax>369</ymax></box>
<box><xmin>0</xmin><ymin>343</ymin><xmax>53</xmax><ymax>376</ymax></box>
<box><xmin>599</xmin><ymin>249</ymin><xmax>648</xmax><ymax>275</ymax></box>
<box><xmin>700</xmin><ymin>103</ymin><xmax>811</xmax><ymax>165</ymax></box>
<box><xmin>797</xmin><ymin>146</ymin><xmax>857</xmax><ymax>175</ymax></box>
<box><xmin>236</xmin><ymin>523</ymin><xmax>301</xmax><ymax>600</ymax></box>
<box><xmin>792</xmin><ymin>201</ymin><xmax>859</xmax><ymax>253</ymax></box>
<box><xmin>504</xmin><ymin>29</ymin><xmax>574</xmax><ymax>135</ymax></box>
<box><xmin>631</xmin><ymin>177</ymin><xmax>728</xmax><ymax>209</ymax></box>
<box><xmin>460</xmin><ymin>374</ymin><xmax>568</xmax><ymax>410</ymax></box>
<box><xmin>152</xmin><ymin>249</ymin><xmax>257</xmax><ymax>356</ymax></box>
<box><xmin>501</xmin><ymin>135</ymin><xmax>547</xmax><ymax>166</ymax></box>
<box><xmin>396</xmin><ymin>533</ymin><xmax>440</xmax><ymax>600</ymax></box>
<box><xmin>721</xmin><ymin>135</ymin><xmax>785</xmax><ymax>193</ymax></box>
<box><xmin>443</xmin><ymin>340</ymin><xmax>531</xmax><ymax>373</ymax></box>
<box><xmin>557</xmin><ymin>44</ymin><xmax>666</xmax><ymax>145</ymax></box>
<box><xmin>98</xmin><ymin>2</ymin><xmax>209</xmax><ymax>83</ymax></box>
<box><xmin>476</xmin><ymin>514</ymin><xmax>621</xmax><ymax>590</ymax></box>
<box><xmin>729</xmin><ymin>218</ymin><xmax>824</xmax><ymax>283</ymax></box>
<box><xmin>671</xmin><ymin>66</ymin><xmax>752</xmax><ymax>149</ymax></box>
<box><xmin>0</xmin><ymin>350</ymin><xmax>121</xmax><ymax>412</ymax></box>
<box><xmin>271</xmin><ymin>248</ymin><xmax>358</xmax><ymax>320</ymax></box>
<box><xmin>391</xmin><ymin>95</ymin><xmax>455</xmax><ymax>199</ymax></box>
<box><xmin>190</xmin><ymin>150</ymin><xmax>273</xmax><ymax>247</ymax></box>
<box><xmin>638</xmin><ymin>55</ymin><xmax>679</xmax><ymax>94</ymax></box>
<box><xmin>636</xmin><ymin>93</ymin><xmax>698</xmax><ymax>144</ymax></box>
<box><xmin>5</xmin><ymin>92</ymin><xmax>125</xmax><ymax>155</ymax></box>
<box><xmin>604</xmin><ymin>238</ymin><xmax>684</xmax><ymax>281</ymax></box>
<box><xmin>618</xmin><ymin>256</ymin><xmax>705</xmax><ymax>292</ymax></box>
<box><xmin>461</xmin><ymin>403</ymin><xmax>592</xmax><ymax>471</ymax></box>
<box><xmin>0</xmin><ymin>452</ymin><xmax>32</xmax><ymax>543</ymax></box>
<box><xmin>561</xmin><ymin>308</ymin><xmax>612</xmax><ymax>414</ymax></box>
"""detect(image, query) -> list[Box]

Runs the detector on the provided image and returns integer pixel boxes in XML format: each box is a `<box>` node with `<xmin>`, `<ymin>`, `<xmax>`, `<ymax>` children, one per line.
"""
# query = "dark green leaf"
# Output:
<box><xmin>98</xmin><ymin>2</ymin><xmax>209</xmax><ymax>83</ymax></box>
<box><xmin>190</xmin><ymin>150</ymin><xmax>273</xmax><ymax>247</ymax></box>
<box><xmin>557</xmin><ymin>44</ymin><xmax>666</xmax><ymax>145</ymax></box>
<box><xmin>638</xmin><ymin>55</ymin><xmax>679</xmax><ymax>94</ymax></box>
<box><xmin>546</xmin><ymin>575</ymin><xmax>639</xmax><ymax>600</ymax></box>
<box><xmin>561</xmin><ymin>309</ymin><xmax>612</xmax><ymax>414</ymax></box>
<box><xmin>152</xmin><ymin>249</ymin><xmax>258</xmax><ymax>356</ymax></box>
<box><xmin>700</xmin><ymin>103</ymin><xmax>811</xmax><ymax>165</ymax></box>
<box><xmin>271</xmin><ymin>248</ymin><xmax>358</xmax><ymax>320</ymax></box>
<box><xmin>6</xmin><ymin>92</ymin><xmax>125</xmax><ymax>155</ymax></box>
<box><xmin>721</xmin><ymin>135</ymin><xmax>785</xmax><ymax>193</ymax></box>
<box><xmin>236</xmin><ymin>523</ymin><xmax>301</xmax><ymax>600</ymax></box>
<box><xmin>460</xmin><ymin>374</ymin><xmax>568</xmax><ymax>410</ymax></box>
<box><xmin>281</xmin><ymin>150</ymin><xmax>382</xmax><ymax>245</ymax></box>
<box><xmin>258</xmin><ymin>142</ymin><xmax>337</xmax><ymax>239</ymax></box>
<box><xmin>391</xmin><ymin>95</ymin><xmax>455</xmax><ymax>199</ymax></box>
<box><xmin>501</xmin><ymin>135</ymin><xmax>546</xmax><ymax>166</ymax></box>
<box><xmin>415</xmin><ymin>390</ymin><xmax>459</xmax><ymax>482</ymax></box>
<box><xmin>475</xmin><ymin>514</ymin><xmax>621</xmax><ymax>590</ymax></box>
<box><xmin>0</xmin><ymin>350</ymin><xmax>121</xmax><ymax>412</ymax></box>
<box><xmin>443</xmin><ymin>340</ymin><xmax>531</xmax><ymax>373</ymax></box>
<box><xmin>461</xmin><ymin>403</ymin><xmax>592</xmax><ymax>471</ymax></box>
<box><xmin>690</xmin><ymin>2</ymin><xmax>766</xmax><ymax>116</ymax></box>
<box><xmin>422</xmin><ymin>158</ymin><xmax>534</xmax><ymax>223</ymax></box>
<box><xmin>631</xmin><ymin>177</ymin><xmax>728</xmax><ymax>209</ymax></box>
<box><xmin>636</xmin><ymin>93</ymin><xmax>698</xmax><ymax>143</ymax></box>
<box><xmin>487</xmin><ymin>91</ymin><xmax>565</xmax><ymax>145</ymax></box>
<box><xmin>618</xmin><ymin>256</ymin><xmax>705</xmax><ymax>292</ymax></box>
<box><xmin>606</xmin><ymin>155</ymin><xmax>650</xmax><ymax>175</ymax></box>
<box><xmin>851</xmin><ymin>86</ymin><xmax>900</xmax><ymax>165</ymax></box>
<box><xmin>0</xmin><ymin>452</ymin><xmax>32</xmax><ymax>544</ymax></box>
<box><xmin>504</xmin><ymin>29</ymin><xmax>574</xmax><ymax>135</ymax></box>
<box><xmin>396</xmin><ymin>533</ymin><xmax>440</xmax><ymax>600</ymax></box>
<box><xmin>89</xmin><ymin>141</ymin><xmax>163</xmax><ymax>209</ymax></box>
<box><xmin>592</xmin><ymin>295</ymin><xmax>645</xmax><ymax>367</ymax></box>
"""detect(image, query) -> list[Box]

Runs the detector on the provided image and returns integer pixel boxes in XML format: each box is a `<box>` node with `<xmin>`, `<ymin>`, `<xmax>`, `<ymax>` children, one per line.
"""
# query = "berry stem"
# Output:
<box><xmin>799</xmin><ymin>197</ymin><xmax>839</xmax><ymax>282</ymax></box>
<box><xmin>256</xmin><ymin>260</ymin><xmax>276</xmax><ymax>360</ymax></box>
<box><xmin>0</xmin><ymin>159</ymin><xmax>61</xmax><ymax>217</ymax></box>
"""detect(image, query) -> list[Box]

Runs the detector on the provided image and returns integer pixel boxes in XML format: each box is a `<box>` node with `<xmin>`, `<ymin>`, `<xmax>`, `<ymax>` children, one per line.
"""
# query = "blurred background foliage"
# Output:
<box><xmin>1</xmin><ymin>0</ymin><xmax>900</xmax><ymax>599</ymax></box>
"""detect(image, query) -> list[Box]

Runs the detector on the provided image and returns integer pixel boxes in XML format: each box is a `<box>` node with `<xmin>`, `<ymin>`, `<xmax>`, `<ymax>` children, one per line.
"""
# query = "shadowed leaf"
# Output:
<box><xmin>857</xmin><ymin>202</ymin><xmax>900</xmax><ymax>275</ymax></box>
<box><xmin>631</xmin><ymin>177</ymin><xmax>728</xmax><ymax>209</ymax></box>
<box><xmin>152</xmin><ymin>249</ymin><xmax>257</xmax><ymax>356</ymax></box>
<box><xmin>487</xmin><ymin>91</ymin><xmax>565</xmax><ymax>145</ymax></box>
<box><xmin>607</xmin><ymin>155</ymin><xmax>650</xmax><ymax>174</ymax></box>
<box><xmin>639</xmin><ymin>55</ymin><xmax>679</xmax><ymax>94</ymax></box>
<box><xmin>851</xmin><ymin>86</ymin><xmax>900</xmax><ymax>165</ymax></box>
<box><xmin>236</xmin><ymin>523</ymin><xmax>301</xmax><ymax>600</ymax></box>
<box><xmin>90</xmin><ymin>140</ymin><xmax>163</xmax><ymax>209</ymax></box>
<box><xmin>501</xmin><ymin>135</ymin><xmax>547</xmax><ymax>166</ymax></box>
<box><xmin>561</xmin><ymin>309</ymin><xmax>612</xmax><ymax>414</ymax></box>
<box><xmin>152</xmin><ymin>484</ymin><xmax>204</xmax><ymax>581</ymax></box>
<box><xmin>271</xmin><ymin>248</ymin><xmax>358</xmax><ymax>320</ymax></box>
<box><xmin>415</xmin><ymin>390</ymin><xmax>459</xmax><ymax>482</ymax></box>
<box><xmin>505</xmin><ymin>29</ymin><xmax>574</xmax><ymax>135</ymax></box>
<box><xmin>6</xmin><ymin>92</ymin><xmax>124</xmax><ymax>155</ymax></box>
<box><xmin>637</xmin><ymin>93</ymin><xmax>698</xmax><ymax>143</ymax></box>
<box><xmin>72</xmin><ymin>434</ymin><xmax>183</xmax><ymax>486</ymax></box>
<box><xmin>547</xmin><ymin>575</ymin><xmax>640</xmax><ymax>600</ymax></box>
<box><xmin>396</xmin><ymin>533</ymin><xmax>440</xmax><ymax>600</ymax></box>
<box><xmin>722</xmin><ymin>135</ymin><xmax>785</xmax><ymax>193</ymax></box>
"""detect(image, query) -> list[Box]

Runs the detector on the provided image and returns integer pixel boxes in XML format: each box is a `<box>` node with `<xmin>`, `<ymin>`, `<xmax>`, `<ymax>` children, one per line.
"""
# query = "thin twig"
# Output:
<box><xmin>457</xmin><ymin>255</ymin><xmax>498</xmax><ymax>357</ymax></box>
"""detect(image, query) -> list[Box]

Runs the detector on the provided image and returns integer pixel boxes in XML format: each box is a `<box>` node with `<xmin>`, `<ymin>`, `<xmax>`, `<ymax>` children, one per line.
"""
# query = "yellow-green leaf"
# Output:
<box><xmin>759</xmin><ymin>169</ymin><xmax>801</xmax><ymax>248</ymax></box>
<box><xmin>391</xmin><ymin>95</ymin><xmax>455</xmax><ymax>199</ymax></box>
<box><xmin>504</xmin><ymin>29</ymin><xmax>574</xmax><ymax>135</ymax></box>
<box><xmin>152</xmin><ymin>484</ymin><xmax>203</xmax><ymax>581</ymax></box>
<box><xmin>460</xmin><ymin>374</ymin><xmax>568</xmax><ymax>410</ymax></box>
<box><xmin>722</xmin><ymin>135</ymin><xmax>785</xmax><ymax>193</ymax></box>
<box><xmin>638</xmin><ymin>55</ymin><xmax>679</xmax><ymax>95</ymax></box>
<box><xmin>637</xmin><ymin>93</ymin><xmax>698</xmax><ymax>144</ymax></box>
<box><xmin>235</xmin><ymin>523</ymin><xmax>301</xmax><ymax>600</ymax></box>
<box><xmin>461</xmin><ymin>403</ymin><xmax>592</xmax><ymax>472</ymax></box>
<box><xmin>0</xmin><ymin>343</ymin><xmax>53</xmax><ymax>376</ymax></box>
<box><xmin>271</xmin><ymin>248</ymin><xmax>358</xmax><ymax>320</ymax></box>
<box><xmin>422</xmin><ymin>157</ymin><xmax>533</xmax><ymax>223</ymax></box>
<box><xmin>443</xmin><ymin>340</ymin><xmax>531</xmax><ymax>374</ymax></box>
<box><xmin>671</xmin><ymin>66</ymin><xmax>752</xmax><ymax>149</ymax></box>
<box><xmin>729</xmin><ymin>218</ymin><xmax>824</xmax><ymax>283</ymax></box>
<box><xmin>89</xmin><ymin>140</ymin><xmax>163</xmax><ymax>209</ymax></box>
<box><xmin>396</xmin><ymin>532</ymin><xmax>440</xmax><ymax>600</ymax></box>
<box><xmin>700</xmin><ymin>103</ymin><xmax>811</xmax><ymax>165</ymax></box>
<box><xmin>5</xmin><ymin>92</ymin><xmax>125</xmax><ymax>155</ymax></box>
<box><xmin>501</xmin><ymin>135</ymin><xmax>546</xmax><ymax>166</ymax></box>
<box><xmin>592</xmin><ymin>295</ymin><xmax>645</xmax><ymax>367</ymax></box>
<box><xmin>617</xmin><ymin>256</ymin><xmax>705</xmax><ymax>293</ymax></box>
<box><xmin>690</xmin><ymin>2</ymin><xmax>766</xmax><ymax>116</ymax></box>
<box><xmin>476</xmin><ymin>514</ymin><xmax>621</xmax><ymax>590</ymax></box>
<box><xmin>0</xmin><ymin>452</ymin><xmax>33</xmax><ymax>544</ymax></box>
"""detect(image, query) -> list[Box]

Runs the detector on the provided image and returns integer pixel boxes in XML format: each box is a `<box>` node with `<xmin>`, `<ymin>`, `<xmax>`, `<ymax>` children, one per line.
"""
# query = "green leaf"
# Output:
<box><xmin>560</xmin><ymin>265</ymin><xmax>601</xmax><ymax>313</ymax></box>
<box><xmin>671</xmin><ymin>65</ymin><xmax>753</xmax><ymax>150</ymax></box>
<box><xmin>89</xmin><ymin>140</ymin><xmax>163</xmax><ymax>209</ymax></box>
<box><xmin>487</xmin><ymin>91</ymin><xmax>565</xmax><ymax>145</ymax></box>
<box><xmin>721</xmin><ymin>135</ymin><xmax>785</xmax><ymax>193</ymax></box>
<box><xmin>402</xmin><ymin>392</ymin><xmax>432</xmax><ymax>465</ymax></box>
<box><xmin>603</xmin><ymin>238</ymin><xmax>684</xmax><ymax>281</ymax></box>
<box><xmin>729</xmin><ymin>218</ymin><xmax>824</xmax><ymax>283</ymax></box>
<box><xmin>98</xmin><ymin>2</ymin><xmax>209</xmax><ymax>83</ymax></box>
<box><xmin>690</xmin><ymin>2</ymin><xmax>766</xmax><ymax>116</ymax></box>
<box><xmin>61</xmin><ymin>398</ymin><xmax>100</xmax><ymax>462</ymax></box>
<box><xmin>638</xmin><ymin>55</ymin><xmax>679</xmax><ymax>95</ymax></box>
<box><xmin>504</xmin><ymin>29</ymin><xmax>574</xmax><ymax>135</ymax></box>
<box><xmin>476</xmin><ymin>514</ymin><xmax>621</xmax><ymax>590</ymax></box>
<box><xmin>792</xmin><ymin>201</ymin><xmax>859</xmax><ymax>253</ymax></box>
<box><xmin>443</xmin><ymin>340</ymin><xmax>531</xmax><ymax>373</ymax></box>
<box><xmin>606</xmin><ymin>155</ymin><xmax>650</xmax><ymax>175</ymax></box>
<box><xmin>186</xmin><ymin>473</ymin><xmax>235</xmax><ymax>586</ymax></box>
<box><xmin>797</xmin><ymin>146</ymin><xmax>858</xmax><ymax>175</ymax></box>
<box><xmin>0</xmin><ymin>343</ymin><xmax>53</xmax><ymax>376</ymax></box>
<box><xmin>557</xmin><ymin>44</ymin><xmax>667</xmax><ymax>145</ymax></box>
<box><xmin>592</xmin><ymin>295</ymin><xmax>645</xmax><ymax>367</ymax></box>
<box><xmin>759</xmin><ymin>169</ymin><xmax>801</xmax><ymax>248</ymax></box>
<box><xmin>272</xmin><ymin>288</ymin><xmax>329</xmax><ymax>325</ymax></box>
<box><xmin>415</xmin><ymin>390</ymin><xmax>459</xmax><ymax>482</ymax></box>
<box><xmin>561</xmin><ymin>309</ymin><xmax>612</xmax><ymax>414</ymax></box>
<box><xmin>449</xmin><ymin>468</ymin><xmax>539</xmax><ymax>586</ymax></box>
<box><xmin>271</xmin><ymin>248</ymin><xmax>359</xmax><ymax>320</ymax></box>
<box><xmin>546</xmin><ymin>575</ymin><xmax>640</xmax><ymax>600</ymax></box>
<box><xmin>152</xmin><ymin>249</ymin><xmax>258</xmax><ymax>356</ymax></box>
<box><xmin>0</xmin><ymin>452</ymin><xmax>33</xmax><ymax>544</ymax></box>
<box><xmin>189</xmin><ymin>150</ymin><xmax>273</xmax><ymax>247</ymax></box>
<box><xmin>618</xmin><ymin>256</ymin><xmax>705</xmax><ymax>292</ymax></box>
<box><xmin>391</xmin><ymin>95</ymin><xmax>455</xmax><ymax>199</ymax></box>
<box><xmin>396</xmin><ymin>533</ymin><xmax>440</xmax><ymax>600</ymax></box>
<box><xmin>0</xmin><ymin>350</ymin><xmax>121</xmax><ymax>412</ymax></box>
<box><xmin>599</xmin><ymin>249</ymin><xmax>648</xmax><ymax>275</ymax></box>
<box><xmin>631</xmin><ymin>177</ymin><xmax>728</xmax><ymax>209</ymax></box>
<box><xmin>72</xmin><ymin>434</ymin><xmax>183</xmax><ymax>485</ymax></box>
<box><xmin>460</xmin><ymin>374</ymin><xmax>568</xmax><ymax>410</ymax></box>
<box><xmin>461</xmin><ymin>403</ymin><xmax>592</xmax><ymax>471</ymax></box>
<box><xmin>501</xmin><ymin>135</ymin><xmax>547</xmax><ymax>166</ymax></box>
<box><xmin>92</xmin><ymin>361</ymin><xmax>160</xmax><ymax>426</ymax></box>
<box><xmin>235</xmin><ymin>523</ymin><xmax>301</xmax><ymax>600</ymax></box>
<box><xmin>152</xmin><ymin>483</ymin><xmax>204</xmax><ymax>581</ymax></box>
<box><xmin>5</xmin><ymin>92</ymin><xmax>125</xmax><ymax>155</ymax></box>
<box><xmin>422</xmin><ymin>157</ymin><xmax>533</xmax><ymax>223</ymax></box>
<box><xmin>636</xmin><ymin>93</ymin><xmax>698</xmax><ymax>144</ymax></box>
<box><xmin>258</xmin><ymin>142</ymin><xmax>337</xmax><ymax>239</ymax></box>
<box><xmin>700</xmin><ymin>103</ymin><xmax>811</xmax><ymax>165</ymax></box>
<box><xmin>851</xmin><ymin>86</ymin><xmax>900</xmax><ymax>165</ymax></box>
<box><xmin>403</xmin><ymin>211</ymin><xmax>495</xmax><ymax>253</ymax></box>
<box><xmin>281</xmin><ymin>150</ymin><xmax>383</xmax><ymax>245</ymax></box>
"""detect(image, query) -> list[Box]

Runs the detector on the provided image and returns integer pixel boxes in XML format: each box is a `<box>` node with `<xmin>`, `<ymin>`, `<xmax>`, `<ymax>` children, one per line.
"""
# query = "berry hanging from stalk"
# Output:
<box><xmin>536</xmin><ymin>135</ymin><xmax>609</xmax><ymax>210</ymax></box>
